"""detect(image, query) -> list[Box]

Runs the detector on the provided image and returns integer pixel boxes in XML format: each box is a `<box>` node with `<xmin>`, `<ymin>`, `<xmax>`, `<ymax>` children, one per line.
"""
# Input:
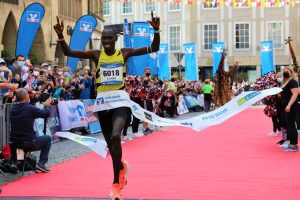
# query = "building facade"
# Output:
<box><xmin>0</xmin><ymin>0</ymin><xmax>104</xmax><ymax>68</ymax></box>
<box><xmin>103</xmin><ymin>1</ymin><xmax>300</xmax><ymax>81</ymax></box>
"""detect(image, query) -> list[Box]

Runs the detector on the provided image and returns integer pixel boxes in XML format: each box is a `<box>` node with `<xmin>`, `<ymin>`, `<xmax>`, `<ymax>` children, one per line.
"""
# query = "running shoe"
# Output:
<box><xmin>111</xmin><ymin>183</ymin><xmax>123</xmax><ymax>200</ymax></box>
<box><xmin>283</xmin><ymin>145</ymin><xmax>298</xmax><ymax>152</ymax></box>
<box><xmin>119</xmin><ymin>160</ymin><xmax>129</xmax><ymax>190</ymax></box>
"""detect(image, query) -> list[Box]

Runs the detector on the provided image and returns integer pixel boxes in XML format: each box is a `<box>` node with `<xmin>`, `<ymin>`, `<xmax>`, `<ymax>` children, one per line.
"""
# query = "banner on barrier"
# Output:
<box><xmin>58</xmin><ymin>100</ymin><xmax>88</xmax><ymax>131</ymax></box>
<box><xmin>83</xmin><ymin>100</ymin><xmax>101</xmax><ymax>134</ymax></box>
<box><xmin>177</xmin><ymin>95</ymin><xmax>189</xmax><ymax>115</ymax></box>
<box><xmin>184</xmin><ymin>95</ymin><xmax>201</xmax><ymax>108</ymax></box>
<box><xmin>34</xmin><ymin>103</ymin><xmax>62</xmax><ymax>136</ymax></box>
<box><xmin>93</xmin><ymin>88</ymin><xmax>282</xmax><ymax>132</ymax></box>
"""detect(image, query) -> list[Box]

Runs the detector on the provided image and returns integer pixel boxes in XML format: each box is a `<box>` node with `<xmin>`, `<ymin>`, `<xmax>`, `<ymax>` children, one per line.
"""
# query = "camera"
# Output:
<box><xmin>50</xmin><ymin>98</ymin><xmax>58</xmax><ymax>105</ymax></box>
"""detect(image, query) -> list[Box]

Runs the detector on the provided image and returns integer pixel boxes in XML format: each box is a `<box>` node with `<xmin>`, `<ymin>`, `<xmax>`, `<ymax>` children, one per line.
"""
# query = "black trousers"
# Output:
<box><xmin>284</xmin><ymin>107</ymin><xmax>298</xmax><ymax>145</ymax></box>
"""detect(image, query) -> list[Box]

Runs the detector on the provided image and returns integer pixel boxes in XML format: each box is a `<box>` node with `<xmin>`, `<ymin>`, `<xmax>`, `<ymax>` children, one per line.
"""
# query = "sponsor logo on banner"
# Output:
<box><xmin>144</xmin><ymin>112</ymin><xmax>153</xmax><ymax>121</ymax></box>
<box><xmin>96</xmin><ymin>97</ymin><xmax>104</xmax><ymax>105</ymax></box>
<box><xmin>74</xmin><ymin>136</ymin><xmax>97</xmax><ymax>143</ymax></box>
<box><xmin>135</xmin><ymin>26</ymin><xmax>149</xmax><ymax>37</ymax></box>
<box><xmin>185</xmin><ymin>47</ymin><xmax>194</xmax><ymax>54</ymax></box>
<box><xmin>237</xmin><ymin>91</ymin><xmax>261</xmax><ymax>106</ymax></box>
<box><xmin>261</xmin><ymin>44</ymin><xmax>271</xmax><ymax>52</ymax></box>
<box><xmin>132</xmin><ymin>105</ymin><xmax>138</xmax><ymax>111</ymax></box>
<box><xmin>27</xmin><ymin>11</ymin><xmax>40</xmax><ymax>22</ymax></box>
<box><xmin>76</xmin><ymin>105</ymin><xmax>87</xmax><ymax>121</ymax></box>
<box><xmin>213</xmin><ymin>46</ymin><xmax>223</xmax><ymax>53</ymax></box>
<box><xmin>159</xmin><ymin>47</ymin><xmax>167</xmax><ymax>54</ymax></box>
<box><xmin>80</xmin><ymin>21</ymin><xmax>93</xmax><ymax>32</ymax></box>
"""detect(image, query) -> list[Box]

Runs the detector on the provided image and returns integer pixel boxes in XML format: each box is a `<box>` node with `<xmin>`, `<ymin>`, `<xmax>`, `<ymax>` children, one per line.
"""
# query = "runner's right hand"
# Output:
<box><xmin>53</xmin><ymin>16</ymin><xmax>64</xmax><ymax>37</ymax></box>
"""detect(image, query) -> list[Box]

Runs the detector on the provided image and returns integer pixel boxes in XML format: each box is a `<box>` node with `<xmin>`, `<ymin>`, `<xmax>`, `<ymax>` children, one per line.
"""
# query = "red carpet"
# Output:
<box><xmin>1</xmin><ymin>108</ymin><xmax>300</xmax><ymax>199</ymax></box>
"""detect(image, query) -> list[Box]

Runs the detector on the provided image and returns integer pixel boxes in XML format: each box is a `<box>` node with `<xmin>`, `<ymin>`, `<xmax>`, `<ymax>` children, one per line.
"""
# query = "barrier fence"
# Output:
<box><xmin>0</xmin><ymin>103</ymin><xmax>12</xmax><ymax>150</ymax></box>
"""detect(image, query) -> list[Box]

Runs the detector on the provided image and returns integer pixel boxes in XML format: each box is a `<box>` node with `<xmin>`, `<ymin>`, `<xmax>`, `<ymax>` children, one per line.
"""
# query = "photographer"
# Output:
<box><xmin>10</xmin><ymin>88</ymin><xmax>53</xmax><ymax>172</ymax></box>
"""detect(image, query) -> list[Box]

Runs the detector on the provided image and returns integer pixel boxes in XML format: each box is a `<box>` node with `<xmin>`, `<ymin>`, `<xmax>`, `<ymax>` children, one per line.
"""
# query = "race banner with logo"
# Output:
<box><xmin>183</xmin><ymin>95</ymin><xmax>201</xmax><ymax>108</ymax></box>
<box><xmin>158</xmin><ymin>43</ymin><xmax>171</xmax><ymax>80</ymax></box>
<box><xmin>148</xmin><ymin>27</ymin><xmax>158</xmax><ymax>75</ymax></box>
<box><xmin>16</xmin><ymin>3</ymin><xmax>45</xmax><ymax>58</ymax></box>
<box><xmin>131</xmin><ymin>22</ymin><xmax>150</xmax><ymax>75</ymax></box>
<box><xmin>93</xmin><ymin>88</ymin><xmax>281</xmax><ymax>132</ymax></box>
<box><xmin>260</xmin><ymin>41</ymin><xmax>274</xmax><ymax>76</ymax></box>
<box><xmin>83</xmin><ymin>99</ymin><xmax>101</xmax><ymax>134</ymax></box>
<box><xmin>67</xmin><ymin>15</ymin><xmax>97</xmax><ymax>72</ymax></box>
<box><xmin>183</xmin><ymin>43</ymin><xmax>198</xmax><ymax>81</ymax></box>
<box><xmin>177</xmin><ymin>95</ymin><xmax>189</xmax><ymax>115</ymax></box>
<box><xmin>212</xmin><ymin>42</ymin><xmax>225</xmax><ymax>76</ymax></box>
<box><xmin>58</xmin><ymin>100</ymin><xmax>88</xmax><ymax>130</ymax></box>
<box><xmin>34</xmin><ymin>103</ymin><xmax>62</xmax><ymax>137</ymax></box>
<box><xmin>55</xmin><ymin>132</ymin><xmax>107</xmax><ymax>158</ymax></box>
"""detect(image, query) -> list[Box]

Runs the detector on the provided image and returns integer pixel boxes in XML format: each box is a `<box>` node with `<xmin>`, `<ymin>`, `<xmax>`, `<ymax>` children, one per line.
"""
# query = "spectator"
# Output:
<box><xmin>202</xmin><ymin>79</ymin><xmax>213</xmax><ymax>112</ymax></box>
<box><xmin>10</xmin><ymin>88</ymin><xmax>52</xmax><ymax>172</ymax></box>
<box><xmin>280</xmin><ymin>67</ymin><xmax>299</xmax><ymax>152</ymax></box>
<box><xmin>8</xmin><ymin>55</ymin><xmax>25</xmax><ymax>76</ymax></box>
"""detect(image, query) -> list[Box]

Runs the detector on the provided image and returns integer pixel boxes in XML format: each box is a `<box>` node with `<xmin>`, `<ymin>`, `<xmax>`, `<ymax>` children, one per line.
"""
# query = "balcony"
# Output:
<box><xmin>0</xmin><ymin>0</ymin><xmax>19</xmax><ymax>5</ymax></box>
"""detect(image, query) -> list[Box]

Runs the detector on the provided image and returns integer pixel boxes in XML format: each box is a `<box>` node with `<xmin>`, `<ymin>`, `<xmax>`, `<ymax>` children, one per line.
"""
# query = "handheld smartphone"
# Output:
<box><xmin>40</xmin><ymin>71</ymin><xmax>44</xmax><ymax>76</ymax></box>
<box><xmin>29</xmin><ymin>69</ymin><xmax>33</xmax><ymax>73</ymax></box>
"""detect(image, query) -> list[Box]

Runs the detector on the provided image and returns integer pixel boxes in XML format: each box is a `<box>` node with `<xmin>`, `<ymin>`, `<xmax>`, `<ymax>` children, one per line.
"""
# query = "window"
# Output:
<box><xmin>168</xmin><ymin>2</ymin><xmax>180</xmax><ymax>11</ymax></box>
<box><xmin>267</xmin><ymin>22</ymin><xmax>283</xmax><ymax>49</ymax></box>
<box><xmin>145</xmin><ymin>2</ymin><xmax>156</xmax><ymax>13</ymax></box>
<box><xmin>169</xmin><ymin>25</ymin><xmax>181</xmax><ymax>52</ymax></box>
<box><xmin>103</xmin><ymin>0</ymin><xmax>110</xmax><ymax>16</ymax></box>
<box><xmin>203</xmin><ymin>24</ymin><xmax>218</xmax><ymax>50</ymax></box>
<box><xmin>59</xmin><ymin>0</ymin><xmax>82</xmax><ymax>21</ymax></box>
<box><xmin>203</xmin><ymin>0</ymin><xmax>218</xmax><ymax>9</ymax></box>
<box><xmin>235</xmin><ymin>23</ymin><xmax>250</xmax><ymax>50</ymax></box>
<box><xmin>122</xmin><ymin>2</ymin><xmax>133</xmax><ymax>15</ymax></box>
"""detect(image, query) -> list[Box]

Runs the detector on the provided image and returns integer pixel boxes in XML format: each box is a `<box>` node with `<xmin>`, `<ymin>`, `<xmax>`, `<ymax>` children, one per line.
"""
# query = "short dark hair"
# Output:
<box><xmin>15</xmin><ymin>54</ymin><xmax>24</xmax><ymax>61</ymax></box>
<box><xmin>15</xmin><ymin>88</ymin><xmax>28</xmax><ymax>102</ymax></box>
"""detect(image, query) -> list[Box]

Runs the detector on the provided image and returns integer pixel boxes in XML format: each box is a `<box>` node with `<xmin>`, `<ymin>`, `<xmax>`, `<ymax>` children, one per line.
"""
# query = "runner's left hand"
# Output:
<box><xmin>148</xmin><ymin>11</ymin><xmax>160</xmax><ymax>30</ymax></box>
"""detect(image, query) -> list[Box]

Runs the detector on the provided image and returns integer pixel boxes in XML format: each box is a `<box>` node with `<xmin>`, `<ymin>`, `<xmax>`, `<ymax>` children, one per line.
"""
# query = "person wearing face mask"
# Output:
<box><xmin>279</xmin><ymin>67</ymin><xmax>299</xmax><ymax>152</ymax></box>
<box><xmin>7</xmin><ymin>55</ymin><xmax>25</xmax><ymax>76</ymax></box>
<box><xmin>54</xmin><ymin>11</ymin><xmax>160</xmax><ymax>199</ymax></box>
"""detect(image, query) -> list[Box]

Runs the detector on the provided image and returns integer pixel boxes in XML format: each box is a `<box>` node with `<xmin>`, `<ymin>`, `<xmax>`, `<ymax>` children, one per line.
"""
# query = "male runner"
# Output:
<box><xmin>54</xmin><ymin>12</ymin><xmax>160</xmax><ymax>199</ymax></box>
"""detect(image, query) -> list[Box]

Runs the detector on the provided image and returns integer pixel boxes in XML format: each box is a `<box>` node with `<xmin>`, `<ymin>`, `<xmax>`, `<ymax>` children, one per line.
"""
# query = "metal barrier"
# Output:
<box><xmin>0</xmin><ymin>103</ymin><xmax>12</xmax><ymax>149</ymax></box>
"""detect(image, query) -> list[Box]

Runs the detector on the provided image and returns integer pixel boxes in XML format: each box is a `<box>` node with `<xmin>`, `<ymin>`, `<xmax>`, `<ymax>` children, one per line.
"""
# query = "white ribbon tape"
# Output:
<box><xmin>93</xmin><ymin>88</ymin><xmax>282</xmax><ymax>132</ymax></box>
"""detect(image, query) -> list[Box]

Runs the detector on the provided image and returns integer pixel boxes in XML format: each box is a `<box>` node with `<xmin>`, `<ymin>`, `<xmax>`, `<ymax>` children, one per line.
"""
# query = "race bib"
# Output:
<box><xmin>100</xmin><ymin>63</ymin><xmax>123</xmax><ymax>85</ymax></box>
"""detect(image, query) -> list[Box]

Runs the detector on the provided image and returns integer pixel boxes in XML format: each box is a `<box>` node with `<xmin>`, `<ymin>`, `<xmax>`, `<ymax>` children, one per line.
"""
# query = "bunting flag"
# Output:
<box><xmin>16</xmin><ymin>3</ymin><xmax>45</xmax><ymax>59</ymax></box>
<box><xmin>66</xmin><ymin>15</ymin><xmax>97</xmax><ymax>72</ymax></box>
<box><xmin>148</xmin><ymin>27</ymin><xmax>158</xmax><ymax>75</ymax></box>
<box><xmin>158</xmin><ymin>43</ymin><xmax>171</xmax><ymax>80</ymax></box>
<box><xmin>131</xmin><ymin>22</ymin><xmax>150</xmax><ymax>76</ymax></box>
<box><xmin>112</xmin><ymin>0</ymin><xmax>298</xmax><ymax>7</ymax></box>
<box><xmin>183</xmin><ymin>43</ymin><xmax>198</xmax><ymax>81</ymax></box>
<box><xmin>212</xmin><ymin>42</ymin><xmax>225</xmax><ymax>77</ymax></box>
<box><xmin>260</xmin><ymin>41</ymin><xmax>274</xmax><ymax>76</ymax></box>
